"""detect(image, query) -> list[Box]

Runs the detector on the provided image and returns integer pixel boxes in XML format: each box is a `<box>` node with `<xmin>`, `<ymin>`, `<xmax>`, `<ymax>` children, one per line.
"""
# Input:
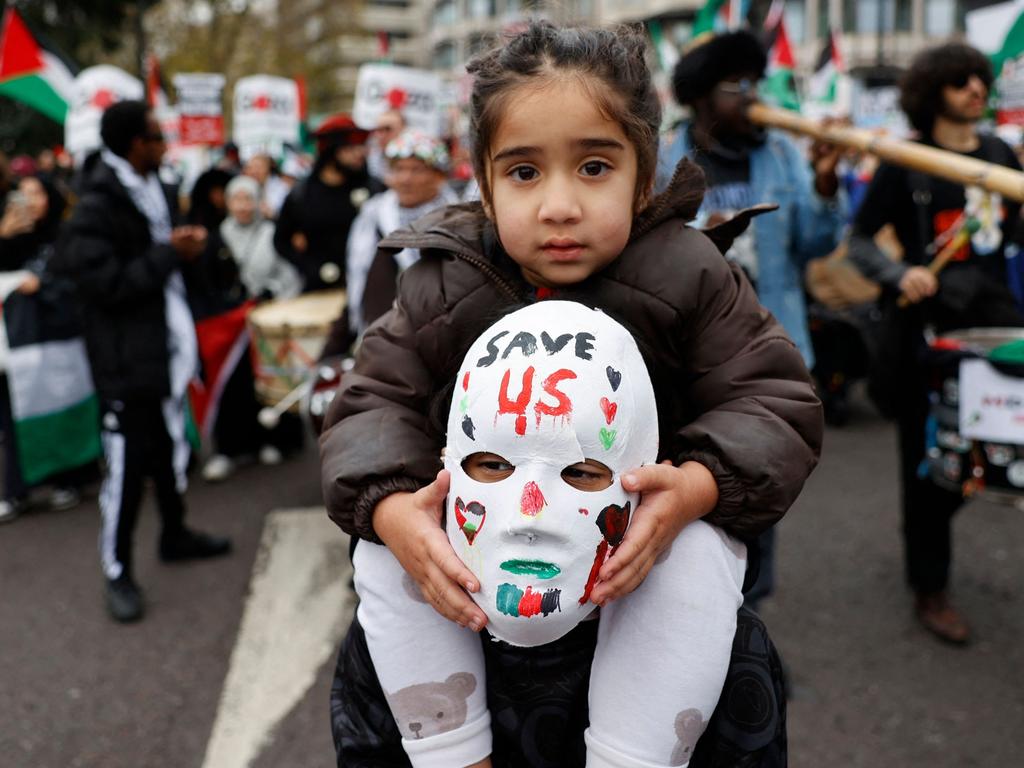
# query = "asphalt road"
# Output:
<box><xmin>1</xmin><ymin>392</ymin><xmax>1022</xmax><ymax>768</ymax></box>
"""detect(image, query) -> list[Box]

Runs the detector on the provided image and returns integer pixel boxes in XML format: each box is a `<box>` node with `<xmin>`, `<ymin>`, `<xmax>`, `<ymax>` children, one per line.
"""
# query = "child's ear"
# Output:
<box><xmin>635</xmin><ymin>179</ymin><xmax>656</xmax><ymax>212</ymax></box>
<box><xmin>481</xmin><ymin>191</ymin><xmax>496</xmax><ymax>221</ymax></box>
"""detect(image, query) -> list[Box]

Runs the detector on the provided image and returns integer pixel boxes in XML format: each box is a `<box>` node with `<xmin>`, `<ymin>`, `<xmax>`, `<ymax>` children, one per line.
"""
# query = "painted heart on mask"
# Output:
<box><xmin>599</xmin><ymin>397</ymin><xmax>618</xmax><ymax>425</ymax></box>
<box><xmin>596</xmin><ymin>501</ymin><xmax>631</xmax><ymax>546</ymax></box>
<box><xmin>606</xmin><ymin>366</ymin><xmax>622</xmax><ymax>391</ymax></box>
<box><xmin>454</xmin><ymin>496</ymin><xmax>486</xmax><ymax>544</ymax></box>
<box><xmin>599</xmin><ymin>427</ymin><xmax>617</xmax><ymax>450</ymax></box>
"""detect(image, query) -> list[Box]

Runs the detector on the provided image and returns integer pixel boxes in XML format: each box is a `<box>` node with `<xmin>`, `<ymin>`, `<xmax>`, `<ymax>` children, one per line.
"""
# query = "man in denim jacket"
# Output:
<box><xmin>658</xmin><ymin>30</ymin><xmax>845</xmax><ymax>604</ymax></box>
<box><xmin>657</xmin><ymin>30</ymin><xmax>845</xmax><ymax>370</ymax></box>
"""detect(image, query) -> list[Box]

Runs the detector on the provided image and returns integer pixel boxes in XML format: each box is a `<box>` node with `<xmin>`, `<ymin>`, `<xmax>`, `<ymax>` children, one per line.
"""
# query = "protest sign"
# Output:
<box><xmin>353</xmin><ymin>64</ymin><xmax>443</xmax><ymax>136</ymax></box>
<box><xmin>232</xmin><ymin>75</ymin><xmax>300</xmax><ymax>159</ymax></box>
<box><xmin>64</xmin><ymin>65</ymin><xmax>144</xmax><ymax>158</ymax></box>
<box><xmin>173</xmin><ymin>73</ymin><xmax>225</xmax><ymax>145</ymax></box>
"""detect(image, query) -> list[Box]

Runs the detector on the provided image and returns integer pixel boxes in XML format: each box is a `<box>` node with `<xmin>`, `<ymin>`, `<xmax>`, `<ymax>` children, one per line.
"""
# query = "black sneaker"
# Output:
<box><xmin>159</xmin><ymin>528</ymin><xmax>232</xmax><ymax>562</ymax></box>
<box><xmin>106</xmin><ymin>575</ymin><xmax>144</xmax><ymax>623</ymax></box>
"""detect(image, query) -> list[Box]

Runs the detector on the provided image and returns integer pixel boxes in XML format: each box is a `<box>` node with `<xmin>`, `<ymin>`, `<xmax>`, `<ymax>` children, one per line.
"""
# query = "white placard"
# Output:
<box><xmin>353</xmin><ymin>64</ymin><xmax>443</xmax><ymax>137</ymax></box>
<box><xmin>64</xmin><ymin>65</ymin><xmax>145</xmax><ymax>159</ymax></box>
<box><xmin>959</xmin><ymin>358</ymin><xmax>1024</xmax><ymax>443</ymax></box>
<box><xmin>174</xmin><ymin>73</ymin><xmax>225</xmax><ymax>146</ymax></box>
<box><xmin>232</xmin><ymin>75</ymin><xmax>300</xmax><ymax>160</ymax></box>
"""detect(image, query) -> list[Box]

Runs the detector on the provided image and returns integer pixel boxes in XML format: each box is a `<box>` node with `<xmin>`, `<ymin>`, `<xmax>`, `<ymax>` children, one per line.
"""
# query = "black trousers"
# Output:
<box><xmin>893</xmin><ymin>277</ymin><xmax>1024</xmax><ymax>593</ymax></box>
<box><xmin>0</xmin><ymin>374</ymin><xmax>28</xmax><ymax>502</ymax></box>
<box><xmin>98</xmin><ymin>398</ymin><xmax>187</xmax><ymax>580</ymax></box>
<box><xmin>213</xmin><ymin>353</ymin><xmax>304</xmax><ymax>458</ymax></box>
<box><xmin>895</xmin><ymin>379</ymin><xmax>963</xmax><ymax>594</ymax></box>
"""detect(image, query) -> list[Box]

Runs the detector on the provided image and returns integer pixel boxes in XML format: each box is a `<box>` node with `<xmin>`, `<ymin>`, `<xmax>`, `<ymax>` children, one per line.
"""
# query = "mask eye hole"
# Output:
<box><xmin>560</xmin><ymin>459</ymin><xmax>613</xmax><ymax>492</ymax></box>
<box><xmin>462</xmin><ymin>452</ymin><xmax>515</xmax><ymax>483</ymax></box>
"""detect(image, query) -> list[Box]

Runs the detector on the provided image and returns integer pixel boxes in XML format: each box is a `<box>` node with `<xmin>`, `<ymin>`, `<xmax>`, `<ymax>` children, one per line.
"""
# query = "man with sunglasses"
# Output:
<box><xmin>657</xmin><ymin>29</ymin><xmax>845</xmax><ymax>611</ymax></box>
<box><xmin>848</xmin><ymin>43</ymin><xmax>1024</xmax><ymax>645</ymax></box>
<box><xmin>58</xmin><ymin>100</ymin><xmax>231</xmax><ymax>624</ymax></box>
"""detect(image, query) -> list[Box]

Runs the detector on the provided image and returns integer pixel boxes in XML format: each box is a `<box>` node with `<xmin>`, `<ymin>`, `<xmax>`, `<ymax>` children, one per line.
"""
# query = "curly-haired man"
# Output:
<box><xmin>849</xmin><ymin>43</ymin><xmax>1024</xmax><ymax>645</ymax></box>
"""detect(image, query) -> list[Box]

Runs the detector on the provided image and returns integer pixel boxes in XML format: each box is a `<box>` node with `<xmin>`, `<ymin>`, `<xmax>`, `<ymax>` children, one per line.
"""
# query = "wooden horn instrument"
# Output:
<box><xmin>747</xmin><ymin>102</ymin><xmax>1024</xmax><ymax>203</ymax></box>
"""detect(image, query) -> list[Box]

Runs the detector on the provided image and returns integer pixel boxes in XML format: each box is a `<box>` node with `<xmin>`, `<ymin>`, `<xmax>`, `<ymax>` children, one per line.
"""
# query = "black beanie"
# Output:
<box><xmin>672</xmin><ymin>30</ymin><xmax>768</xmax><ymax>106</ymax></box>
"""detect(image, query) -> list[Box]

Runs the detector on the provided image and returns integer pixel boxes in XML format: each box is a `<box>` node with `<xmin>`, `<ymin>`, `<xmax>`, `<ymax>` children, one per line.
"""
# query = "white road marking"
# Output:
<box><xmin>202</xmin><ymin>508</ymin><xmax>354</xmax><ymax>768</ymax></box>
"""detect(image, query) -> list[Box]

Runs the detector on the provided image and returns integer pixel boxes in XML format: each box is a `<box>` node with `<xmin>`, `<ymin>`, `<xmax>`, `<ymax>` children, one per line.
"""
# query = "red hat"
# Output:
<box><xmin>314</xmin><ymin>113</ymin><xmax>370</xmax><ymax>151</ymax></box>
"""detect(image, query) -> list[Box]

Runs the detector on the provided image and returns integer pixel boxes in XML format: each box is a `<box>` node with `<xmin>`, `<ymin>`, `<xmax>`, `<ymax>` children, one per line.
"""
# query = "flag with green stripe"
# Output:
<box><xmin>0</xmin><ymin>8</ymin><xmax>77</xmax><ymax>124</ymax></box>
<box><xmin>3</xmin><ymin>285</ymin><xmax>100</xmax><ymax>485</ymax></box>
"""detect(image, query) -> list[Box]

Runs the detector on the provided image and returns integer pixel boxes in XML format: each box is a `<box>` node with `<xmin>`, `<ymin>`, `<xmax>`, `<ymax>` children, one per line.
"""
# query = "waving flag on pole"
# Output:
<box><xmin>761</xmin><ymin>14</ymin><xmax>801</xmax><ymax>112</ymax></box>
<box><xmin>0</xmin><ymin>8</ymin><xmax>76</xmax><ymax>123</ymax></box>
<box><xmin>692</xmin><ymin>0</ymin><xmax>730</xmax><ymax>41</ymax></box>
<box><xmin>649</xmin><ymin>20</ymin><xmax>680</xmax><ymax>73</ymax></box>
<box><xmin>146</xmin><ymin>54</ymin><xmax>168</xmax><ymax>110</ymax></box>
<box><xmin>809</xmin><ymin>29</ymin><xmax>845</xmax><ymax>105</ymax></box>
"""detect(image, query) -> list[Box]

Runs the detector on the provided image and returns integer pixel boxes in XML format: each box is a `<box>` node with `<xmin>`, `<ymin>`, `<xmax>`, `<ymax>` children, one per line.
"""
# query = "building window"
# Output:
<box><xmin>844</xmin><ymin>0</ymin><xmax>906</xmax><ymax>35</ymax></box>
<box><xmin>818</xmin><ymin>0</ymin><xmax>830</xmax><ymax>38</ymax></box>
<box><xmin>433</xmin><ymin>41</ymin><xmax>458</xmax><ymax>69</ymax></box>
<box><xmin>434</xmin><ymin>0</ymin><xmax>456</xmax><ymax>26</ymax></box>
<box><xmin>925</xmin><ymin>0</ymin><xmax>957</xmax><ymax>36</ymax></box>
<box><xmin>470</xmin><ymin>0</ymin><xmax>496</xmax><ymax>18</ymax></box>
<box><xmin>784</xmin><ymin>1</ymin><xmax>806</xmax><ymax>44</ymax></box>
<box><xmin>895</xmin><ymin>0</ymin><xmax>913</xmax><ymax>31</ymax></box>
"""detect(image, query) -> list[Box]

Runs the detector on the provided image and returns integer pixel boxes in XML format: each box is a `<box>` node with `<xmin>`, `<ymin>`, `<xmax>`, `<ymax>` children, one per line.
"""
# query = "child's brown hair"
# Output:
<box><xmin>466</xmin><ymin>21</ymin><xmax>661</xmax><ymax>211</ymax></box>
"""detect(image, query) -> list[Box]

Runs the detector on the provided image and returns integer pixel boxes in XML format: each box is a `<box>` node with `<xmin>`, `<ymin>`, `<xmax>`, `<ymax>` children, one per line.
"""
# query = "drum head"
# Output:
<box><xmin>249</xmin><ymin>290</ymin><xmax>346</xmax><ymax>336</ymax></box>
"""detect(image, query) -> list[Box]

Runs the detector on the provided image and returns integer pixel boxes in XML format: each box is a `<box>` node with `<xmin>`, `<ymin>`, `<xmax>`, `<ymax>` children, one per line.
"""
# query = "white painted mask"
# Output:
<box><xmin>444</xmin><ymin>301</ymin><xmax>658</xmax><ymax>647</ymax></box>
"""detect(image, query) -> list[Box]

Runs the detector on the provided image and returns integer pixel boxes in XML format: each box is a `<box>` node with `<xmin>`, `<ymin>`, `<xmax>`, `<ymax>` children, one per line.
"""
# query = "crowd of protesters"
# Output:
<box><xmin>0</xmin><ymin>28</ymin><xmax>1020</xmax><ymax>683</ymax></box>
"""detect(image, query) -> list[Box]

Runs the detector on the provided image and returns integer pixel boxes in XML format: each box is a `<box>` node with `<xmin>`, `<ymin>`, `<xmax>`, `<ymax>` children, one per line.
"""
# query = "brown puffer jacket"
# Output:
<box><xmin>320</xmin><ymin>168</ymin><xmax>823</xmax><ymax>543</ymax></box>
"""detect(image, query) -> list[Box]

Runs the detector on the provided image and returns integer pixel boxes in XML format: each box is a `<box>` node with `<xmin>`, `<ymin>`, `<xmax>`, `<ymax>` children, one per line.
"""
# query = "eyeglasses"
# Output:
<box><xmin>143</xmin><ymin>132</ymin><xmax>166</xmax><ymax>143</ymax></box>
<box><xmin>948</xmin><ymin>73</ymin><xmax>989</xmax><ymax>90</ymax></box>
<box><xmin>716</xmin><ymin>78</ymin><xmax>758</xmax><ymax>96</ymax></box>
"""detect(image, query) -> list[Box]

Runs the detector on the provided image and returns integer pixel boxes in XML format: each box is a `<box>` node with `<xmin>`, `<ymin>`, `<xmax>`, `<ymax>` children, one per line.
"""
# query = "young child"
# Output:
<box><xmin>321</xmin><ymin>21</ymin><xmax>823</xmax><ymax>767</ymax></box>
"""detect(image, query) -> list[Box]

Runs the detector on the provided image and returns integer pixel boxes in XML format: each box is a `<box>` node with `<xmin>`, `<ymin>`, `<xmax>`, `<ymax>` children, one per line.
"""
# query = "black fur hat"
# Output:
<box><xmin>672</xmin><ymin>30</ymin><xmax>768</xmax><ymax>105</ymax></box>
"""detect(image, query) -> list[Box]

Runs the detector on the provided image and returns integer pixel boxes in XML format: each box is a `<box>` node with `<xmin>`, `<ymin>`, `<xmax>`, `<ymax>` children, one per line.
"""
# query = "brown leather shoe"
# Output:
<box><xmin>915</xmin><ymin>591</ymin><xmax>971</xmax><ymax>646</ymax></box>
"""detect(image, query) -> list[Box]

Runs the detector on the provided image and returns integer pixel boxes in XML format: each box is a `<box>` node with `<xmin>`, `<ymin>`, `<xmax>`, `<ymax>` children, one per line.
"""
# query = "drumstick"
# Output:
<box><xmin>258</xmin><ymin>377</ymin><xmax>314</xmax><ymax>429</ymax></box>
<box><xmin>897</xmin><ymin>219</ymin><xmax>980</xmax><ymax>308</ymax></box>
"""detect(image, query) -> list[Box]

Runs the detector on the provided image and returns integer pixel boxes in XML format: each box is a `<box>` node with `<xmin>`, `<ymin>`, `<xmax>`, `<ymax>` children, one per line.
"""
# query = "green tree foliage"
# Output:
<box><xmin>0</xmin><ymin>97</ymin><xmax>61</xmax><ymax>156</ymax></box>
<box><xmin>9</xmin><ymin>0</ymin><xmax>139</xmax><ymax>64</ymax></box>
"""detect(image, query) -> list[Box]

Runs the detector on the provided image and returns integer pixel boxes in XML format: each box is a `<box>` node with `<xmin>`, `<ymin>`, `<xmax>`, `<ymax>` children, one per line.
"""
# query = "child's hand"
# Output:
<box><xmin>372</xmin><ymin>469</ymin><xmax>489</xmax><ymax>631</ymax></box>
<box><xmin>590</xmin><ymin>461</ymin><xmax>719</xmax><ymax>605</ymax></box>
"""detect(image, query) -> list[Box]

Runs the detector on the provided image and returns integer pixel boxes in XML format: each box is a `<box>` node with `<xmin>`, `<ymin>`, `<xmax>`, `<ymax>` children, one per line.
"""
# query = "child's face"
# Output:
<box><xmin>486</xmin><ymin>78</ymin><xmax>638</xmax><ymax>288</ymax></box>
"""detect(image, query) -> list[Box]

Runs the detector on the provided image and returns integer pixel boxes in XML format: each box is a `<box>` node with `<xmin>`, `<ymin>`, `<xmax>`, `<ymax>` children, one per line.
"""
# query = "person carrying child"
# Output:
<box><xmin>321</xmin><ymin>22</ymin><xmax>822</xmax><ymax>767</ymax></box>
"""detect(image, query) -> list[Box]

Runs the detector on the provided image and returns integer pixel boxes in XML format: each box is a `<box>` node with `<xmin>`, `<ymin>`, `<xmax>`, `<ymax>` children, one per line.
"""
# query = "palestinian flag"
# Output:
<box><xmin>761</xmin><ymin>15</ymin><xmax>801</xmax><ymax>112</ymax></box>
<box><xmin>648</xmin><ymin>20</ymin><xmax>679</xmax><ymax>73</ymax></box>
<box><xmin>188</xmin><ymin>302</ymin><xmax>255</xmax><ymax>441</ymax></box>
<box><xmin>991</xmin><ymin>9</ymin><xmax>1024</xmax><ymax>125</ymax></box>
<box><xmin>692</xmin><ymin>0</ymin><xmax>729</xmax><ymax>40</ymax></box>
<box><xmin>808</xmin><ymin>30</ymin><xmax>844</xmax><ymax>105</ymax></box>
<box><xmin>0</xmin><ymin>8</ymin><xmax>77</xmax><ymax>124</ymax></box>
<box><xmin>2</xmin><ymin>288</ymin><xmax>100</xmax><ymax>486</ymax></box>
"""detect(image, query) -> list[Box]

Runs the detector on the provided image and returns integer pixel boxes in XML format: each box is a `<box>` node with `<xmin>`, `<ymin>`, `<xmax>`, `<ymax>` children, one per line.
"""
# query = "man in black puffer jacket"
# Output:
<box><xmin>57</xmin><ymin>101</ymin><xmax>231</xmax><ymax>624</ymax></box>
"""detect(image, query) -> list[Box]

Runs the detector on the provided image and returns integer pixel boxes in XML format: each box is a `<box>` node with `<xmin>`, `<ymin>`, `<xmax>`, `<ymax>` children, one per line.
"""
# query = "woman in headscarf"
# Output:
<box><xmin>191</xmin><ymin>174</ymin><xmax>303</xmax><ymax>483</ymax></box>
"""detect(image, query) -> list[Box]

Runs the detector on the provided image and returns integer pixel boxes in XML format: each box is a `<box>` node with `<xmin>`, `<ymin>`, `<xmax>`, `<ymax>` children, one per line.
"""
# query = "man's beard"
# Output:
<box><xmin>940</xmin><ymin>99</ymin><xmax>980</xmax><ymax>125</ymax></box>
<box><xmin>707</xmin><ymin>124</ymin><xmax>768</xmax><ymax>160</ymax></box>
